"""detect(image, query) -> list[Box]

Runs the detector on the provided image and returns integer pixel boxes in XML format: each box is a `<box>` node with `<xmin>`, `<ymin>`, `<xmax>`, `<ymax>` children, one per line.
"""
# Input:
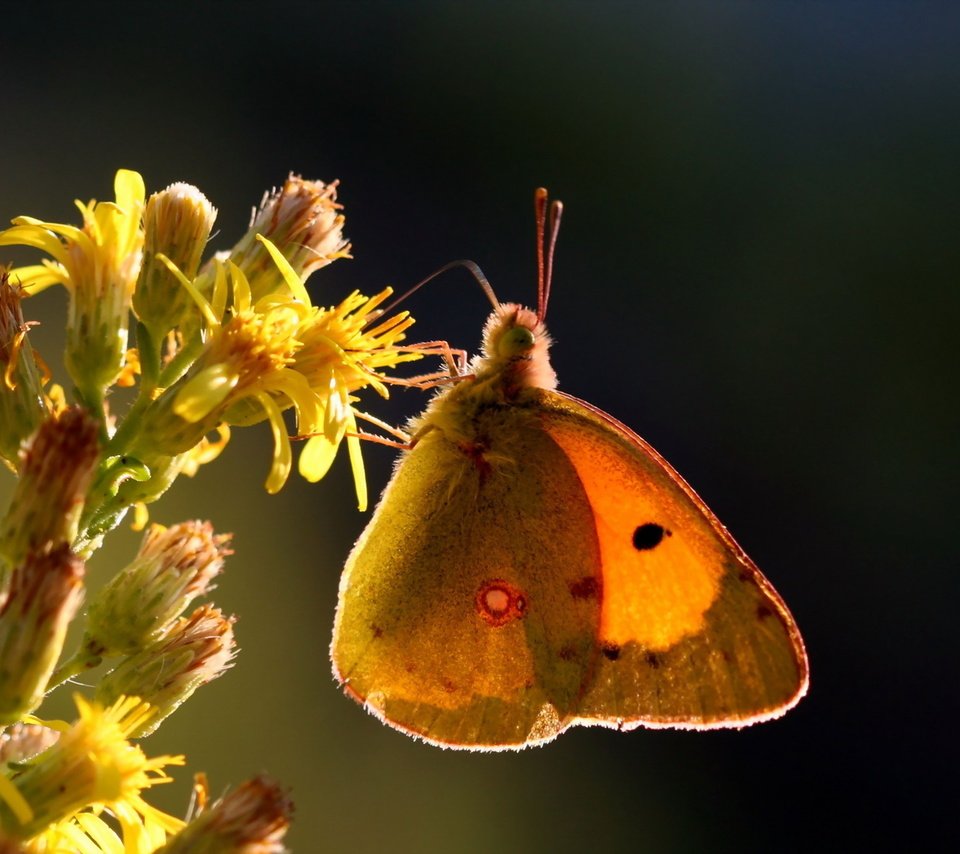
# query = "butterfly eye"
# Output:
<box><xmin>497</xmin><ymin>325</ymin><xmax>536</xmax><ymax>358</ymax></box>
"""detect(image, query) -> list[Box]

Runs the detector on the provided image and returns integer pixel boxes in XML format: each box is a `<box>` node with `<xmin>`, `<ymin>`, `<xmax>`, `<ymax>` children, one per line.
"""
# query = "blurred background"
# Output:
<box><xmin>1</xmin><ymin>2</ymin><xmax>955</xmax><ymax>850</ymax></box>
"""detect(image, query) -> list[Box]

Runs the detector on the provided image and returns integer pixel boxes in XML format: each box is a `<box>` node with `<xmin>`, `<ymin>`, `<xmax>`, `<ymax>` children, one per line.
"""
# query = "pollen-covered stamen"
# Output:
<box><xmin>476</xmin><ymin>579</ymin><xmax>528</xmax><ymax>627</ymax></box>
<box><xmin>173</xmin><ymin>304</ymin><xmax>304</xmax><ymax>424</ymax></box>
<box><xmin>292</xmin><ymin>288</ymin><xmax>420</xmax><ymax>398</ymax></box>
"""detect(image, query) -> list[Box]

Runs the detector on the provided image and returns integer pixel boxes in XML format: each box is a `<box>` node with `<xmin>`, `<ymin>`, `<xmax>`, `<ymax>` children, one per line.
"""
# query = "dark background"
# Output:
<box><xmin>1</xmin><ymin>2</ymin><xmax>955</xmax><ymax>851</ymax></box>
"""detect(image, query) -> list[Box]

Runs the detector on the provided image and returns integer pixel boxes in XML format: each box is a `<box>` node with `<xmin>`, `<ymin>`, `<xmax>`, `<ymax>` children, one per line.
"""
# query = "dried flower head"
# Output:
<box><xmin>0</xmin><ymin>407</ymin><xmax>99</xmax><ymax>570</ymax></box>
<box><xmin>204</xmin><ymin>174</ymin><xmax>350</xmax><ymax>304</ymax></box>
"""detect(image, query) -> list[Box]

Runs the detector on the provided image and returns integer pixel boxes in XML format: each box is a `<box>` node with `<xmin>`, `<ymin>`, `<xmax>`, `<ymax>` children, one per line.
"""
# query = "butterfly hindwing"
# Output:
<box><xmin>332</xmin><ymin>406</ymin><xmax>605</xmax><ymax>748</ymax></box>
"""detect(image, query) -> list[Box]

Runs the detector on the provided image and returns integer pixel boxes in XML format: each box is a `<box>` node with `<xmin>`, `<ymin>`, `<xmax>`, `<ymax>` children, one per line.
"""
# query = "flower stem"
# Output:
<box><xmin>46</xmin><ymin>647</ymin><xmax>102</xmax><ymax>693</ymax></box>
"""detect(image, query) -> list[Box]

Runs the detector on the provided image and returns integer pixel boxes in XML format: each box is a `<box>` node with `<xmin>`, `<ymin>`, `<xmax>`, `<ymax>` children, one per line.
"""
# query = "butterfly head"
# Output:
<box><xmin>473</xmin><ymin>189</ymin><xmax>563</xmax><ymax>392</ymax></box>
<box><xmin>478</xmin><ymin>302</ymin><xmax>557</xmax><ymax>391</ymax></box>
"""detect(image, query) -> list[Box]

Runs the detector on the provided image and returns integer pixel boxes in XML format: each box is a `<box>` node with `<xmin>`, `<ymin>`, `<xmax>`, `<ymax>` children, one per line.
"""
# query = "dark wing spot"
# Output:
<box><xmin>569</xmin><ymin>576</ymin><xmax>600</xmax><ymax>599</ymax></box>
<box><xmin>756</xmin><ymin>604</ymin><xmax>773</xmax><ymax>621</ymax></box>
<box><xmin>602</xmin><ymin>643</ymin><xmax>621</xmax><ymax>661</ymax></box>
<box><xmin>440</xmin><ymin>677</ymin><xmax>457</xmax><ymax>693</ymax></box>
<box><xmin>738</xmin><ymin>569</ymin><xmax>753</xmax><ymax>582</ymax></box>
<box><xmin>371</xmin><ymin>624</ymin><xmax>384</xmax><ymax>639</ymax></box>
<box><xmin>558</xmin><ymin>644</ymin><xmax>577</xmax><ymax>661</ymax></box>
<box><xmin>644</xmin><ymin>652</ymin><xmax>661</xmax><ymax>669</ymax></box>
<box><xmin>633</xmin><ymin>523</ymin><xmax>669</xmax><ymax>551</ymax></box>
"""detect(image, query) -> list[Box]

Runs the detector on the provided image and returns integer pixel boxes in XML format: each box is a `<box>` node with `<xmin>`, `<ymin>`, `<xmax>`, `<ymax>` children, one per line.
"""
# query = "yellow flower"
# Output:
<box><xmin>288</xmin><ymin>284</ymin><xmax>419</xmax><ymax>512</ymax></box>
<box><xmin>124</xmin><ymin>240</ymin><xmax>420</xmax><ymax>510</ymax></box>
<box><xmin>0</xmin><ymin>695</ymin><xmax>184</xmax><ymax>845</ymax></box>
<box><xmin>24</xmin><ymin>809</ymin><xmax>166</xmax><ymax>854</ymax></box>
<box><xmin>125</xmin><ymin>261</ymin><xmax>309</xmax><ymax>498</ymax></box>
<box><xmin>0</xmin><ymin>169</ymin><xmax>145</xmax><ymax>397</ymax></box>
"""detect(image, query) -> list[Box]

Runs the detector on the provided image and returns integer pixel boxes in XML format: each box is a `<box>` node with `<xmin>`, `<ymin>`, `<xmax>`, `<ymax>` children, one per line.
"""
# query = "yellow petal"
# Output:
<box><xmin>0</xmin><ymin>223</ymin><xmax>70</xmax><ymax>264</ymax></box>
<box><xmin>257</xmin><ymin>392</ymin><xmax>292</xmax><ymax>494</ymax></box>
<box><xmin>345</xmin><ymin>412</ymin><xmax>367</xmax><ymax>511</ymax></box>
<box><xmin>7</xmin><ymin>262</ymin><xmax>67</xmax><ymax>293</ymax></box>
<box><xmin>0</xmin><ymin>770</ymin><xmax>34</xmax><ymax>824</ymax></box>
<box><xmin>299</xmin><ymin>433</ymin><xmax>339</xmax><ymax>483</ymax></box>
<box><xmin>270</xmin><ymin>371</ymin><xmax>323</xmax><ymax>434</ymax></box>
<box><xmin>211</xmin><ymin>261</ymin><xmax>229</xmax><ymax>319</ymax></box>
<box><xmin>157</xmin><ymin>253</ymin><xmax>220</xmax><ymax>329</ymax></box>
<box><xmin>115</xmin><ymin>168</ymin><xmax>146</xmax><ymax>210</ymax></box>
<box><xmin>228</xmin><ymin>261</ymin><xmax>252</xmax><ymax>314</ymax></box>
<box><xmin>173</xmin><ymin>365</ymin><xmax>238</xmax><ymax>421</ymax></box>
<box><xmin>255</xmin><ymin>234</ymin><xmax>312</xmax><ymax>306</ymax></box>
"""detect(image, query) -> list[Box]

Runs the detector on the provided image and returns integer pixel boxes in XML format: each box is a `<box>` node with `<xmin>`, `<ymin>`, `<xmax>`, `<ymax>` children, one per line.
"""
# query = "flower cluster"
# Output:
<box><xmin>0</xmin><ymin>170</ymin><xmax>422</xmax><ymax>849</ymax></box>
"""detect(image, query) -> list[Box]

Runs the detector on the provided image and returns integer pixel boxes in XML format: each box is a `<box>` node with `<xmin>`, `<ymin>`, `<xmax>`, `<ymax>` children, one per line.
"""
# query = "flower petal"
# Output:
<box><xmin>345</xmin><ymin>411</ymin><xmax>367</xmax><ymax>511</ymax></box>
<box><xmin>298</xmin><ymin>433</ymin><xmax>340</xmax><ymax>483</ymax></box>
<box><xmin>255</xmin><ymin>234</ymin><xmax>312</xmax><ymax>306</ymax></box>
<box><xmin>257</xmin><ymin>392</ymin><xmax>292</xmax><ymax>494</ymax></box>
<box><xmin>173</xmin><ymin>365</ymin><xmax>238</xmax><ymax>421</ymax></box>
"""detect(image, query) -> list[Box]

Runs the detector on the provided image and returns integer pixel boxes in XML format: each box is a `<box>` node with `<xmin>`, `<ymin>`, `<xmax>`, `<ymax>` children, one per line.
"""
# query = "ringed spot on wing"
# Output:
<box><xmin>476</xmin><ymin>579</ymin><xmax>527</xmax><ymax>627</ymax></box>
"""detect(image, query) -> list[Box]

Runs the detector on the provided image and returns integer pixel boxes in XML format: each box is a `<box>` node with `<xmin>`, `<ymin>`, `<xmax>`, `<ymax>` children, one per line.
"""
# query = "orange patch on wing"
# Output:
<box><xmin>543</xmin><ymin>412</ymin><xmax>724</xmax><ymax>651</ymax></box>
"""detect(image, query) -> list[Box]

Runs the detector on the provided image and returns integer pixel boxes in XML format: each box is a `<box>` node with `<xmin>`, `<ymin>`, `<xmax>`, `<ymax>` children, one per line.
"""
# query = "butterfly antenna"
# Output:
<box><xmin>374</xmin><ymin>259</ymin><xmax>500</xmax><ymax>322</ymax></box>
<box><xmin>534</xmin><ymin>188</ymin><xmax>563</xmax><ymax>321</ymax></box>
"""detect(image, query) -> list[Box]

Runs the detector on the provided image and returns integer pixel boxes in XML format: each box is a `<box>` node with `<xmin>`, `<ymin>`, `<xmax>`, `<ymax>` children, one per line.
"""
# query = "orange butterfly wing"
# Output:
<box><xmin>538</xmin><ymin>390</ymin><xmax>809</xmax><ymax>728</ymax></box>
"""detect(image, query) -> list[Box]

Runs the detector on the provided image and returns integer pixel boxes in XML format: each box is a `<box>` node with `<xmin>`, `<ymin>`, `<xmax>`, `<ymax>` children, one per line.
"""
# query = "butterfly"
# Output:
<box><xmin>331</xmin><ymin>189</ymin><xmax>808</xmax><ymax>750</ymax></box>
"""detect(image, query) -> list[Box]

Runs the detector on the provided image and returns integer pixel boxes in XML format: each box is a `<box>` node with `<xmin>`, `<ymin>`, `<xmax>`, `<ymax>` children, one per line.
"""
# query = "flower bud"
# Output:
<box><xmin>0</xmin><ymin>722</ymin><xmax>60</xmax><ymax>764</ymax></box>
<box><xmin>0</xmin><ymin>545</ymin><xmax>84</xmax><ymax>725</ymax></box>
<box><xmin>199</xmin><ymin>175</ymin><xmax>349</xmax><ymax>303</ymax></box>
<box><xmin>0</xmin><ymin>407</ymin><xmax>99</xmax><ymax>570</ymax></box>
<box><xmin>96</xmin><ymin>604</ymin><xmax>237</xmax><ymax>737</ymax></box>
<box><xmin>85</xmin><ymin>521</ymin><xmax>229</xmax><ymax>657</ymax></box>
<box><xmin>134</xmin><ymin>183</ymin><xmax>217</xmax><ymax>337</ymax></box>
<box><xmin>157</xmin><ymin>775</ymin><xmax>292</xmax><ymax>854</ymax></box>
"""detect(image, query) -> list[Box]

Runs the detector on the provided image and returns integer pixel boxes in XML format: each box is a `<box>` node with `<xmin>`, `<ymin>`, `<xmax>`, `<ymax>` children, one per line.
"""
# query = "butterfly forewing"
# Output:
<box><xmin>538</xmin><ymin>391</ymin><xmax>808</xmax><ymax>728</ymax></box>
